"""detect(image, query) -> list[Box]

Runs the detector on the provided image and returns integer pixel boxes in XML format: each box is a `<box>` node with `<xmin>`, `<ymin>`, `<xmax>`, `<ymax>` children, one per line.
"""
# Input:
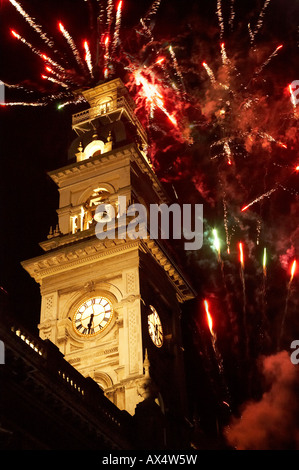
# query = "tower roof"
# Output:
<box><xmin>71</xmin><ymin>78</ymin><xmax>147</xmax><ymax>152</ymax></box>
<box><xmin>80</xmin><ymin>78</ymin><xmax>133</xmax><ymax>108</ymax></box>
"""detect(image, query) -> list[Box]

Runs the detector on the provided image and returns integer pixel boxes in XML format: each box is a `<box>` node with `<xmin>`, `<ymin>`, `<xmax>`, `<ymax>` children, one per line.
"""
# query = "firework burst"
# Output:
<box><xmin>3</xmin><ymin>1</ymin><xmax>166</xmax><ymax>109</ymax></box>
<box><xmin>1</xmin><ymin>0</ymin><xmax>298</xmax><ymax>433</ymax></box>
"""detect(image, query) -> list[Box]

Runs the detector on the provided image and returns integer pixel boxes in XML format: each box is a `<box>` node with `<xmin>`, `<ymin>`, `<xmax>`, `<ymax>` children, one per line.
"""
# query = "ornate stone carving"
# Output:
<box><xmin>128</xmin><ymin>308</ymin><xmax>138</xmax><ymax>374</ymax></box>
<box><xmin>39</xmin><ymin>322</ymin><xmax>52</xmax><ymax>340</ymax></box>
<box><xmin>126</xmin><ymin>272</ymin><xmax>136</xmax><ymax>293</ymax></box>
<box><xmin>121</xmin><ymin>294</ymin><xmax>141</xmax><ymax>304</ymax></box>
<box><xmin>84</xmin><ymin>280</ymin><xmax>95</xmax><ymax>292</ymax></box>
<box><xmin>44</xmin><ymin>294</ymin><xmax>55</xmax><ymax>320</ymax></box>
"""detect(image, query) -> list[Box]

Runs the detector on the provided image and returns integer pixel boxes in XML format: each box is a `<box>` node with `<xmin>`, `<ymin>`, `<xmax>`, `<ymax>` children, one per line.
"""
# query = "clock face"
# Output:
<box><xmin>73</xmin><ymin>297</ymin><xmax>113</xmax><ymax>337</ymax></box>
<box><xmin>148</xmin><ymin>305</ymin><xmax>163</xmax><ymax>348</ymax></box>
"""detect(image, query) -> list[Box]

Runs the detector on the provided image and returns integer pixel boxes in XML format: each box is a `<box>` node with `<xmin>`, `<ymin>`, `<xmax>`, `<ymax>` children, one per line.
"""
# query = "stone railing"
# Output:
<box><xmin>72</xmin><ymin>96</ymin><xmax>147</xmax><ymax>145</ymax></box>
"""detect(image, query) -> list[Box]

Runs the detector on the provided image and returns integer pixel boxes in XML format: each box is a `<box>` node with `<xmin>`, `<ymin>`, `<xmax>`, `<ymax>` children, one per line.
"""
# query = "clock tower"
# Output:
<box><xmin>22</xmin><ymin>78</ymin><xmax>195</xmax><ymax>435</ymax></box>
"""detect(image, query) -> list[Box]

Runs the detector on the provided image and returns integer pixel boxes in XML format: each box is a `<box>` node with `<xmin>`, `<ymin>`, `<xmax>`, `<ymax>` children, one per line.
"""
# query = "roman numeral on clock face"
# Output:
<box><xmin>73</xmin><ymin>297</ymin><xmax>113</xmax><ymax>337</ymax></box>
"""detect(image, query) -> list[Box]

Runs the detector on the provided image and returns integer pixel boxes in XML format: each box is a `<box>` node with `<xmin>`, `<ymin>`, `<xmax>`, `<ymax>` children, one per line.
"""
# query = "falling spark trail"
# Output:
<box><xmin>278</xmin><ymin>260</ymin><xmax>297</xmax><ymax>349</ymax></box>
<box><xmin>57</xmin><ymin>95</ymin><xmax>86</xmax><ymax>109</ymax></box>
<box><xmin>224</xmin><ymin>140</ymin><xmax>233</xmax><ymax>165</ymax></box>
<box><xmin>58</xmin><ymin>22</ymin><xmax>85</xmax><ymax>71</ymax></box>
<box><xmin>248</xmin><ymin>23</ymin><xmax>254</xmax><ymax>44</ymax></box>
<box><xmin>41</xmin><ymin>54</ymin><xmax>67</xmax><ymax>74</ymax></box>
<box><xmin>8</xmin><ymin>0</ymin><xmax>54</xmax><ymax>47</ymax></box>
<box><xmin>172</xmin><ymin>184</ymin><xmax>178</xmax><ymax>200</ymax></box>
<box><xmin>256</xmin><ymin>130</ymin><xmax>287</xmax><ymax>149</ymax></box>
<box><xmin>241</xmin><ymin>187</ymin><xmax>278</xmax><ymax>212</ymax></box>
<box><xmin>249</xmin><ymin>0</ymin><xmax>271</xmax><ymax>44</ymax></box>
<box><xmin>1</xmin><ymin>101</ymin><xmax>46</xmax><ymax>107</ymax></box>
<box><xmin>290</xmin><ymin>259</ymin><xmax>297</xmax><ymax>283</ymax></box>
<box><xmin>263</xmin><ymin>247</ymin><xmax>267</xmax><ymax>277</ymax></box>
<box><xmin>216</xmin><ymin>0</ymin><xmax>224</xmax><ymax>40</ymax></box>
<box><xmin>45</xmin><ymin>65</ymin><xmax>65</xmax><ymax>82</ymax></box>
<box><xmin>256</xmin><ymin>218</ymin><xmax>262</xmax><ymax>246</ymax></box>
<box><xmin>229</xmin><ymin>0</ymin><xmax>235</xmax><ymax>31</ymax></box>
<box><xmin>204</xmin><ymin>299</ymin><xmax>231</xmax><ymax>406</ymax></box>
<box><xmin>1</xmin><ymin>81</ymin><xmax>34</xmax><ymax>97</ymax></box>
<box><xmin>204</xmin><ymin>300</ymin><xmax>214</xmax><ymax>337</ymax></box>
<box><xmin>42</xmin><ymin>74</ymin><xmax>69</xmax><ymax>89</ymax></box>
<box><xmin>84</xmin><ymin>41</ymin><xmax>94</xmax><ymax>78</ymax></box>
<box><xmin>203</xmin><ymin>300</ymin><xmax>227</xmax><ymax>386</ymax></box>
<box><xmin>239</xmin><ymin>242</ymin><xmax>244</xmax><ymax>269</ymax></box>
<box><xmin>255</xmin><ymin>44</ymin><xmax>283</xmax><ymax>76</ymax></box>
<box><xmin>10</xmin><ymin>29</ymin><xmax>67</xmax><ymax>75</ymax></box>
<box><xmin>204</xmin><ymin>299</ymin><xmax>220</xmax><ymax>368</ymax></box>
<box><xmin>169</xmin><ymin>45</ymin><xmax>185</xmax><ymax>92</ymax></box>
<box><xmin>142</xmin><ymin>0</ymin><xmax>161</xmax><ymax>23</ymax></box>
<box><xmin>112</xmin><ymin>0</ymin><xmax>123</xmax><ymax>54</ymax></box>
<box><xmin>139</xmin><ymin>17</ymin><xmax>155</xmax><ymax>43</ymax></box>
<box><xmin>202</xmin><ymin>61</ymin><xmax>216</xmax><ymax>86</ymax></box>
<box><xmin>103</xmin><ymin>34</ymin><xmax>110</xmax><ymax>78</ymax></box>
<box><xmin>220</xmin><ymin>42</ymin><xmax>229</xmax><ymax>66</ymax></box>
<box><xmin>106</xmin><ymin>0</ymin><xmax>114</xmax><ymax>33</ymax></box>
<box><xmin>154</xmin><ymin>57</ymin><xmax>165</xmax><ymax>66</ymax></box>
<box><xmin>10</xmin><ymin>29</ymin><xmax>44</xmax><ymax>58</ymax></box>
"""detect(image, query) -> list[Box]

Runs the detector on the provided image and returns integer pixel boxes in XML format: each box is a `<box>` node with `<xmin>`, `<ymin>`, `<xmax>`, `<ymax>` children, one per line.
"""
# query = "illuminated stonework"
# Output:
<box><xmin>22</xmin><ymin>78</ymin><xmax>194</xmax><ymax>418</ymax></box>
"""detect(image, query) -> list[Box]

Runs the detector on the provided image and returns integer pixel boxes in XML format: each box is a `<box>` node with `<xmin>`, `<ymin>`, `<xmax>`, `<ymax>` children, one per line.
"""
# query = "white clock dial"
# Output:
<box><xmin>148</xmin><ymin>305</ymin><xmax>163</xmax><ymax>348</ymax></box>
<box><xmin>73</xmin><ymin>297</ymin><xmax>113</xmax><ymax>337</ymax></box>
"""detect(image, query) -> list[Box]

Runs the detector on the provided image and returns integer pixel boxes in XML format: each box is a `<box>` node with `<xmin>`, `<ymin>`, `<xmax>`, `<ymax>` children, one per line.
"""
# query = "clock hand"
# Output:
<box><xmin>87</xmin><ymin>303</ymin><xmax>97</xmax><ymax>333</ymax></box>
<box><xmin>87</xmin><ymin>313</ymin><xmax>94</xmax><ymax>333</ymax></box>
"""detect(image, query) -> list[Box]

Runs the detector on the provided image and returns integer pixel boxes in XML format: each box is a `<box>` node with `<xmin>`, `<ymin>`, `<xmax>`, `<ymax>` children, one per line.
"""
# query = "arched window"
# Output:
<box><xmin>71</xmin><ymin>188</ymin><xmax>111</xmax><ymax>234</ymax></box>
<box><xmin>98</xmin><ymin>99</ymin><xmax>113</xmax><ymax>115</ymax></box>
<box><xmin>84</xmin><ymin>140</ymin><xmax>105</xmax><ymax>159</ymax></box>
<box><xmin>83</xmin><ymin>188</ymin><xmax>111</xmax><ymax>229</ymax></box>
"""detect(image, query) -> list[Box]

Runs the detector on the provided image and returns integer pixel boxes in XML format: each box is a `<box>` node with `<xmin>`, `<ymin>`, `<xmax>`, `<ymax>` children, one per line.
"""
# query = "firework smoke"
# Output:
<box><xmin>225</xmin><ymin>351</ymin><xmax>299</xmax><ymax>450</ymax></box>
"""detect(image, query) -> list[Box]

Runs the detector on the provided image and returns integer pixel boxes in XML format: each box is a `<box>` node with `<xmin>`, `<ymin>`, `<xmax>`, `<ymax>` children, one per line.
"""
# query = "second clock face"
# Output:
<box><xmin>148</xmin><ymin>305</ymin><xmax>163</xmax><ymax>348</ymax></box>
<box><xmin>73</xmin><ymin>297</ymin><xmax>113</xmax><ymax>337</ymax></box>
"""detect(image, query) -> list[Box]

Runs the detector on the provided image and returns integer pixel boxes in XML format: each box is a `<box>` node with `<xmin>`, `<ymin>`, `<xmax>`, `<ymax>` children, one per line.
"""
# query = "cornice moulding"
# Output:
<box><xmin>22</xmin><ymin>236</ymin><xmax>195</xmax><ymax>302</ymax></box>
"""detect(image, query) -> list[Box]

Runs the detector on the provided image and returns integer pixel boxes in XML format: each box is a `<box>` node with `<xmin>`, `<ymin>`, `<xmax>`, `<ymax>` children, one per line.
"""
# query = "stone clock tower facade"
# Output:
<box><xmin>22</xmin><ymin>78</ymin><xmax>195</xmax><ymax>428</ymax></box>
